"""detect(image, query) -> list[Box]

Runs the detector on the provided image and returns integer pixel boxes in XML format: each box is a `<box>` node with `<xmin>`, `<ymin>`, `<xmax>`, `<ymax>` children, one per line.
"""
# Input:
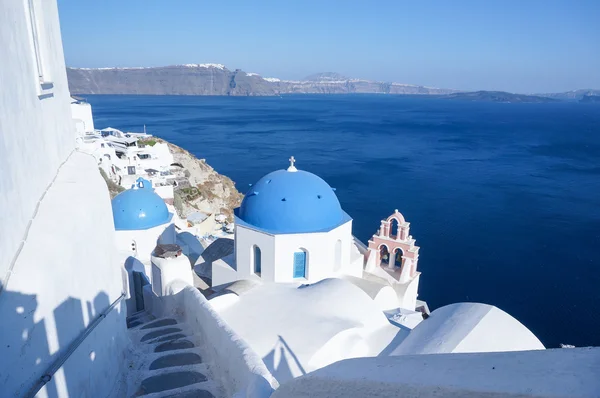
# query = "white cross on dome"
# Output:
<box><xmin>288</xmin><ymin>156</ymin><xmax>297</xmax><ymax>172</ymax></box>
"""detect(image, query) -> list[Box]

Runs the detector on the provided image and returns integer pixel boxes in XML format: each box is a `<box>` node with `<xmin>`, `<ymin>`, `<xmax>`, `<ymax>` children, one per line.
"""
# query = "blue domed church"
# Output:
<box><xmin>112</xmin><ymin>178</ymin><xmax>172</xmax><ymax>231</ymax></box>
<box><xmin>212</xmin><ymin>158</ymin><xmax>365</xmax><ymax>286</ymax></box>
<box><xmin>111</xmin><ymin>178</ymin><xmax>174</xmax><ymax>265</ymax></box>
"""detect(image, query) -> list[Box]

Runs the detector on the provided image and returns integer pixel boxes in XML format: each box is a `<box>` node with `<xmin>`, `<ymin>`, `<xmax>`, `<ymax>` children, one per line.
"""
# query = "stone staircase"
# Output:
<box><xmin>126</xmin><ymin>310</ymin><xmax>223</xmax><ymax>397</ymax></box>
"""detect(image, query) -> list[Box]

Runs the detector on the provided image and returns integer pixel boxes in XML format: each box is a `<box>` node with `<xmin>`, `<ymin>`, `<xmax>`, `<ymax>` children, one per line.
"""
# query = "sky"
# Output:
<box><xmin>57</xmin><ymin>0</ymin><xmax>600</xmax><ymax>93</ymax></box>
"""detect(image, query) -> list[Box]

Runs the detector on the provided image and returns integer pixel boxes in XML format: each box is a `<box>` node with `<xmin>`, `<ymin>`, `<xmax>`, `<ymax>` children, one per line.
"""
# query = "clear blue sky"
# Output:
<box><xmin>58</xmin><ymin>0</ymin><xmax>599</xmax><ymax>93</ymax></box>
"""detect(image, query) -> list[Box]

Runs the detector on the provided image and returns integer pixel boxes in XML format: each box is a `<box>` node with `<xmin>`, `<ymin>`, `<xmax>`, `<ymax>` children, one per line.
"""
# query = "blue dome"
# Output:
<box><xmin>111</xmin><ymin>178</ymin><xmax>172</xmax><ymax>231</ymax></box>
<box><xmin>237</xmin><ymin>169</ymin><xmax>347</xmax><ymax>233</ymax></box>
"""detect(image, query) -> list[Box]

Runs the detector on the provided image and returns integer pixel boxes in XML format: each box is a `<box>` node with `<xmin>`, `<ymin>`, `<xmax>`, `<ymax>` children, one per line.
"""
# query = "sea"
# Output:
<box><xmin>86</xmin><ymin>94</ymin><xmax>600</xmax><ymax>348</ymax></box>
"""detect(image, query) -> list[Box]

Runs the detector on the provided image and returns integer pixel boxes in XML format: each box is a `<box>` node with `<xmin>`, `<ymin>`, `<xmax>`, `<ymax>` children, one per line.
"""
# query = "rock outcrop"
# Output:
<box><xmin>162</xmin><ymin>139</ymin><xmax>243</xmax><ymax>221</ymax></box>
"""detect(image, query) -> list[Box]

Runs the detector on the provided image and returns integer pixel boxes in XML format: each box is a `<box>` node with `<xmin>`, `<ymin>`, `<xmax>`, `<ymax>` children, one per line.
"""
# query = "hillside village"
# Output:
<box><xmin>74</xmin><ymin>98</ymin><xmax>242</xmax><ymax>236</ymax></box>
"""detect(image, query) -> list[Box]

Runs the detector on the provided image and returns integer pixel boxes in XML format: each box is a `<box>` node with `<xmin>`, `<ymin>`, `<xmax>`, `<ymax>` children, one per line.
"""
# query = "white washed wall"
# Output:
<box><xmin>0</xmin><ymin>0</ymin><xmax>74</xmax><ymax>283</ymax></box>
<box><xmin>271</xmin><ymin>221</ymin><xmax>359</xmax><ymax>283</ymax></box>
<box><xmin>0</xmin><ymin>153</ymin><xmax>128</xmax><ymax>397</ymax></box>
<box><xmin>272</xmin><ymin>348</ymin><xmax>600</xmax><ymax>398</ymax></box>
<box><xmin>232</xmin><ymin>221</ymin><xmax>361</xmax><ymax>285</ymax></box>
<box><xmin>115</xmin><ymin>223</ymin><xmax>173</xmax><ymax>271</ymax></box>
<box><xmin>0</xmin><ymin>2</ymin><xmax>128</xmax><ymax>396</ymax></box>
<box><xmin>70</xmin><ymin>101</ymin><xmax>95</xmax><ymax>134</ymax></box>
<box><xmin>233</xmin><ymin>224</ymin><xmax>276</xmax><ymax>284</ymax></box>
<box><xmin>162</xmin><ymin>281</ymin><xmax>279</xmax><ymax>397</ymax></box>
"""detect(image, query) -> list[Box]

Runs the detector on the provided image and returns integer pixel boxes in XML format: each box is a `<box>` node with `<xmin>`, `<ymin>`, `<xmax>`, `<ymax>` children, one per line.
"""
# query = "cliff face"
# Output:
<box><xmin>537</xmin><ymin>89</ymin><xmax>600</xmax><ymax>101</ymax></box>
<box><xmin>67</xmin><ymin>65</ymin><xmax>458</xmax><ymax>96</ymax></box>
<box><xmin>68</xmin><ymin>65</ymin><xmax>277</xmax><ymax>96</ymax></box>
<box><xmin>164</xmin><ymin>140</ymin><xmax>243</xmax><ymax>221</ymax></box>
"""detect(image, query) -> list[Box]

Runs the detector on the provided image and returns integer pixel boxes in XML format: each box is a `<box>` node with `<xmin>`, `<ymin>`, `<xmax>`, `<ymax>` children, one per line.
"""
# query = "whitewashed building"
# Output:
<box><xmin>212</xmin><ymin>158</ymin><xmax>364</xmax><ymax>287</ymax></box>
<box><xmin>70</xmin><ymin>96</ymin><xmax>94</xmax><ymax>135</ymax></box>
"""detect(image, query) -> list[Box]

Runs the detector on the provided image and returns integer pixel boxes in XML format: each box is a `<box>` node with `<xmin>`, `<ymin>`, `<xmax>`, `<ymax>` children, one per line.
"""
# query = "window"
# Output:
<box><xmin>253</xmin><ymin>246</ymin><xmax>261</xmax><ymax>275</ymax></box>
<box><xmin>293</xmin><ymin>251</ymin><xmax>307</xmax><ymax>279</ymax></box>
<box><xmin>25</xmin><ymin>0</ymin><xmax>53</xmax><ymax>96</ymax></box>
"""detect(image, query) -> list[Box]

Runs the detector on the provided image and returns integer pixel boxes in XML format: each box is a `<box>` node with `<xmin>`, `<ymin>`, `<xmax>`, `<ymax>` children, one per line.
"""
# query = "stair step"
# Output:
<box><xmin>128</xmin><ymin>309</ymin><xmax>149</xmax><ymax>319</ymax></box>
<box><xmin>128</xmin><ymin>311</ymin><xmax>154</xmax><ymax>322</ymax></box>
<box><xmin>151</xmin><ymin>333</ymin><xmax>188</xmax><ymax>344</ymax></box>
<box><xmin>141</xmin><ymin>318</ymin><xmax>178</xmax><ymax>330</ymax></box>
<box><xmin>138</xmin><ymin>371</ymin><xmax>208</xmax><ymax>395</ymax></box>
<box><xmin>149</xmin><ymin>353</ymin><xmax>202</xmax><ymax>370</ymax></box>
<box><xmin>128</xmin><ymin>318</ymin><xmax>151</xmax><ymax>329</ymax></box>
<box><xmin>127</xmin><ymin>313</ymin><xmax>219</xmax><ymax>396</ymax></box>
<box><xmin>127</xmin><ymin>312</ymin><xmax>156</xmax><ymax>329</ymax></box>
<box><xmin>141</xmin><ymin>328</ymin><xmax>183</xmax><ymax>343</ymax></box>
<box><xmin>163</xmin><ymin>389</ymin><xmax>215</xmax><ymax>398</ymax></box>
<box><xmin>155</xmin><ymin>339</ymin><xmax>195</xmax><ymax>353</ymax></box>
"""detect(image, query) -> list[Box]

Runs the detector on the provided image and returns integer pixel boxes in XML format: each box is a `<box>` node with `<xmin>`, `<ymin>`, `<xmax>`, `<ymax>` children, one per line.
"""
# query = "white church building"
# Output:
<box><xmin>213</xmin><ymin>158</ymin><xmax>364</xmax><ymax>287</ymax></box>
<box><xmin>206</xmin><ymin>157</ymin><xmax>426</xmax><ymax>316</ymax></box>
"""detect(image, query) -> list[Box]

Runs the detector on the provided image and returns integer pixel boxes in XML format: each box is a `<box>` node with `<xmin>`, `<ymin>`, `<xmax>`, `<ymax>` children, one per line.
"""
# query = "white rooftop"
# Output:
<box><xmin>211</xmin><ymin>278</ymin><xmax>406</xmax><ymax>383</ymax></box>
<box><xmin>390</xmin><ymin>302</ymin><xmax>545</xmax><ymax>355</ymax></box>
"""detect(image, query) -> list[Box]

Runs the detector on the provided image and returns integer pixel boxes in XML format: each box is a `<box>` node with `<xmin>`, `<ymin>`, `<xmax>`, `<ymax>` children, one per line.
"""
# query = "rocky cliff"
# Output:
<box><xmin>67</xmin><ymin>64</ymin><xmax>458</xmax><ymax>96</ymax></box>
<box><xmin>68</xmin><ymin>64</ymin><xmax>277</xmax><ymax>96</ymax></box>
<box><xmin>159</xmin><ymin>139</ymin><xmax>243</xmax><ymax>221</ymax></box>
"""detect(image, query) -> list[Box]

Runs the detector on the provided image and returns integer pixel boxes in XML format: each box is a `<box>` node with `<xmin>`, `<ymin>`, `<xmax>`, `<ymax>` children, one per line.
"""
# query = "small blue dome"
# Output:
<box><xmin>237</xmin><ymin>169</ymin><xmax>346</xmax><ymax>233</ymax></box>
<box><xmin>111</xmin><ymin>178</ymin><xmax>172</xmax><ymax>231</ymax></box>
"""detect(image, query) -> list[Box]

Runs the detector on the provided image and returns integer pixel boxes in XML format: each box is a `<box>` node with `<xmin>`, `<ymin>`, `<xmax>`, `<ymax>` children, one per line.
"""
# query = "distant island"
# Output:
<box><xmin>66</xmin><ymin>66</ymin><xmax>457</xmax><ymax>96</ymax></box>
<box><xmin>536</xmin><ymin>89</ymin><xmax>600</xmax><ymax>101</ymax></box>
<box><xmin>66</xmin><ymin>64</ymin><xmax>597</xmax><ymax>101</ymax></box>
<box><xmin>580</xmin><ymin>94</ymin><xmax>600</xmax><ymax>103</ymax></box>
<box><xmin>443</xmin><ymin>91</ymin><xmax>558</xmax><ymax>103</ymax></box>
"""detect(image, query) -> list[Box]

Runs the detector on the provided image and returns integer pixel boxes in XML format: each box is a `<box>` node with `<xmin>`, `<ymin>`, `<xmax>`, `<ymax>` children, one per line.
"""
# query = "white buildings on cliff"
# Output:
<box><xmin>0</xmin><ymin>1</ymin><xmax>598</xmax><ymax>397</ymax></box>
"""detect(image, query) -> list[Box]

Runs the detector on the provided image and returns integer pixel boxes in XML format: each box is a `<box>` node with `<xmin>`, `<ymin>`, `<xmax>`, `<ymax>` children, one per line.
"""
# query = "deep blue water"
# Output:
<box><xmin>87</xmin><ymin>94</ymin><xmax>600</xmax><ymax>348</ymax></box>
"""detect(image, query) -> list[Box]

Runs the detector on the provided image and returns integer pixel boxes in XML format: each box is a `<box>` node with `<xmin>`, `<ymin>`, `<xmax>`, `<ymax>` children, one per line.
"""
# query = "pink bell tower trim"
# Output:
<box><xmin>367</xmin><ymin>209</ymin><xmax>420</xmax><ymax>282</ymax></box>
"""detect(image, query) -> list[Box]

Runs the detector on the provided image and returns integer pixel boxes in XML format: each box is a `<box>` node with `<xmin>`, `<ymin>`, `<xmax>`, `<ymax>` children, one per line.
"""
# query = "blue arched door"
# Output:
<box><xmin>254</xmin><ymin>246</ymin><xmax>262</xmax><ymax>274</ymax></box>
<box><xmin>293</xmin><ymin>251</ymin><xmax>306</xmax><ymax>278</ymax></box>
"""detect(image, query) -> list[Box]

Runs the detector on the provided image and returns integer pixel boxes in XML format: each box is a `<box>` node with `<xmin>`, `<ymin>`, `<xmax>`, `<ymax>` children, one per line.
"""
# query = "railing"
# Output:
<box><xmin>24</xmin><ymin>292</ymin><xmax>126</xmax><ymax>398</ymax></box>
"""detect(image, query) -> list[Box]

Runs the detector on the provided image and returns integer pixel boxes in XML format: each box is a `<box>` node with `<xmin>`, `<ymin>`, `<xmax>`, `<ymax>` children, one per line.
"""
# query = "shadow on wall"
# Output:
<box><xmin>176</xmin><ymin>231</ymin><xmax>205</xmax><ymax>266</ymax></box>
<box><xmin>0</xmin><ymin>281</ymin><xmax>121</xmax><ymax>397</ymax></box>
